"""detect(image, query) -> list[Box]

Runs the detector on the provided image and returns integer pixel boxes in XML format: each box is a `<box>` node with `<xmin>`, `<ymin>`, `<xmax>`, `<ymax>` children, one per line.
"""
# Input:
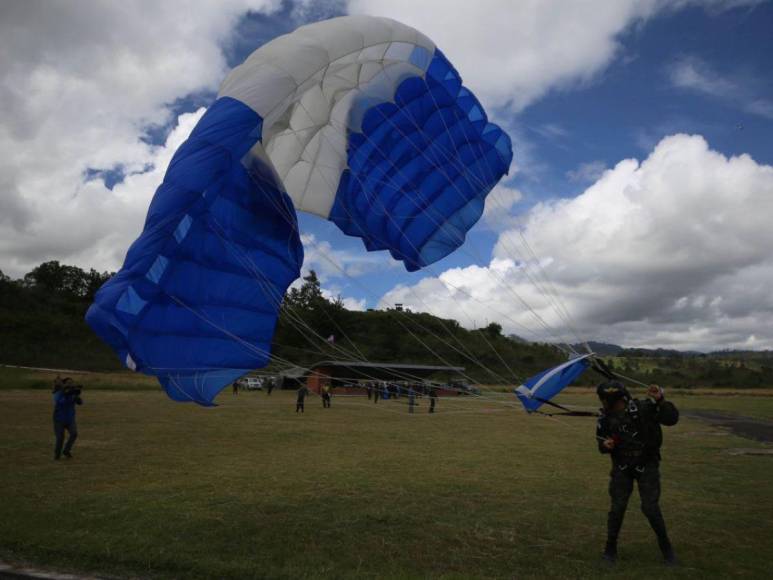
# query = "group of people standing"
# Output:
<box><xmin>363</xmin><ymin>381</ymin><xmax>438</xmax><ymax>413</ymax></box>
<box><xmin>295</xmin><ymin>384</ymin><xmax>332</xmax><ymax>412</ymax></box>
<box><xmin>293</xmin><ymin>380</ymin><xmax>439</xmax><ymax>414</ymax></box>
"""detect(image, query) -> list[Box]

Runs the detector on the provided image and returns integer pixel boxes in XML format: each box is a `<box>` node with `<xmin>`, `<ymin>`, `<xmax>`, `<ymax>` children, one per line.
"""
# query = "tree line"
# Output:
<box><xmin>2</xmin><ymin>261</ymin><xmax>772</xmax><ymax>388</ymax></box>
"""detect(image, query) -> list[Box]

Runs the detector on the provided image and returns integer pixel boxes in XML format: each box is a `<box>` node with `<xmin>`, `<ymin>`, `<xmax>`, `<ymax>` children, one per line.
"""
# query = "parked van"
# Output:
<box><xmin>239</xmin><ymin>377</ymin><xmax>263</xmax><ymax>391</ymax></box>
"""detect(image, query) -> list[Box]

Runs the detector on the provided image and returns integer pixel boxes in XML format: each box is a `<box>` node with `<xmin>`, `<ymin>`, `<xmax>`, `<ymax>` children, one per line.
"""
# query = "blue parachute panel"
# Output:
<box><xmin>329</xmin><ymin>49</ymin><xmax>513</xmax><ymax>271</ymax></box>
<box><xmin>86</xmin><ymin>39</ymin><xmax>514</xmax><ymax>407</ymax></box>
<box><xmin>160</xmin><ymin>369</ymin><xmax>248</xmax><ymax>407</ymax></box>
<box><xmin>86</xmin><ymin>97</ymin><xmax>303</xmax><ymax>406</ymax></box>
<box><xmin>514</xmin><ymin>355</ymin><xmax>592</xmax><ymax>413</ymax></box>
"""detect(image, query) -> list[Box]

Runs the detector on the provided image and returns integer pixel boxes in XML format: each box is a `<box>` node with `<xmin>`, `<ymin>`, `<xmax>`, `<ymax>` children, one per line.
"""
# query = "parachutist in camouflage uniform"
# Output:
<box><xmin>596</xmin><ymin>381</ymin><xmax>679</xmax><ymax>565</ymax></box>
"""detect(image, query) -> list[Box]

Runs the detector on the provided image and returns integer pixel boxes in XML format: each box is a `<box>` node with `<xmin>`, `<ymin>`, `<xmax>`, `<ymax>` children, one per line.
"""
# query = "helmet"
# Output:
<box><xmin>596</xmin><ymin>381</ymin><xmax>630</xmax><ymax>406</ymax></box>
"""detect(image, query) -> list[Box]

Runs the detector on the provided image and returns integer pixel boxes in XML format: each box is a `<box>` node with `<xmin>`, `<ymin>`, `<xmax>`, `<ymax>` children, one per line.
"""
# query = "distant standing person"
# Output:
<box><xmin>232</xmin><ymin>381</ymin><xmax>239</xmax><ymax>395</ymax></box>
<box><xmin>429</xmin><ymin>388</ymin><xmax>437</xmax><ymax>414</ymax></box>
<box><xmin>322</xmin><ymin>384</ymin><xmax>332</xmax><ymax>408</ymax></box>
<box><xmin>296</xmin><ymin>385</ymin><xmax>309</xmax><ymax>413</ymax></box>
<box><xmin>266</xmin><ymin>376</ymin><xmax>275</xmax><ymax>395</ymax></box>
<box><xmin>53</xmin><ymin>378</ymin><xmax>82</xmax><ymax>460</ymax></box>
<box><xmin>407</xmin><ymin>385</ymin><xmax>416</xmax><ymax>414</ymax></box>
<box><xmin>373</xmin><ymin>382</ymin><xmax>380</xmax><ymax>404</ymax></box>
<box><xmin>366</xmin><ymin>382</ymin><xmax>372</xmax><ymax>400</ymax></box>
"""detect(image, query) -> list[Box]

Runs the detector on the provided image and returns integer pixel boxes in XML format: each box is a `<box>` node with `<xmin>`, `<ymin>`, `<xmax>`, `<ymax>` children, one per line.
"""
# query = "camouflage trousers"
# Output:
<box><xmin>607</xmin><ymin>461</ymin><xmax>671</xmax><ymax>549</ymax></box>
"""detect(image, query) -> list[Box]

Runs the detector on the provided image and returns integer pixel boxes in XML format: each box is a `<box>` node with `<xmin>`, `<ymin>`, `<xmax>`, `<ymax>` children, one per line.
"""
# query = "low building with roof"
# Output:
<box><xmin>279</xmin><ymin>360</ymin><xmax>466</xmax><ymax>396</ymax></box>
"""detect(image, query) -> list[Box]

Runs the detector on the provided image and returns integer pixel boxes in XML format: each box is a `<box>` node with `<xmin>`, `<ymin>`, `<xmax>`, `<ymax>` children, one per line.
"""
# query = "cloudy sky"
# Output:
<box><xmin>1</xmin><ymin>0</ymin><xmax>772</xmax><ymax>351</ymax></box>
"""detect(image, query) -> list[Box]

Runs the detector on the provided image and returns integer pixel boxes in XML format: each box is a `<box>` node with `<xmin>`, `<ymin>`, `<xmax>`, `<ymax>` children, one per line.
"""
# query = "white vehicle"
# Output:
<box><xmin>239</xmin><ymin>377</ymin><xmax>263</xmax><ymax>391</ymax></box>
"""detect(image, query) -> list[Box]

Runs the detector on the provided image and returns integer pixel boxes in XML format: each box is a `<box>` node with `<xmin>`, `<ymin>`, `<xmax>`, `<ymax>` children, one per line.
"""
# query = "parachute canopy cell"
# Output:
<box><xmin>86</xmin><ymin>15</ymin><xmax>513</xmax><ymax>405</ymax></box>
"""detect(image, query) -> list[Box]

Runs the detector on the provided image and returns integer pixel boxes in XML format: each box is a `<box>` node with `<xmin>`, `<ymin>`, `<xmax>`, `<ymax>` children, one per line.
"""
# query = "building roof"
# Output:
<box><xmin>280</xmin><ymin>360</ymin><xmax>465</xmax><ymax>381</ymax></box>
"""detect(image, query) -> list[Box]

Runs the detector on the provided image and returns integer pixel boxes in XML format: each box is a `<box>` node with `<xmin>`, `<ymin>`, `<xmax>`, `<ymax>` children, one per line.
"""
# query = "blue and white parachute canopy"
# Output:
<box><xmin>86</xmin><ymin>16</ymin><xmax>513</xmax><ymax>406</ymax></box>
<box><xmin>514</xmin><ymin>354</ymin><xmax>593</xmax><ymax>413</ymax></box>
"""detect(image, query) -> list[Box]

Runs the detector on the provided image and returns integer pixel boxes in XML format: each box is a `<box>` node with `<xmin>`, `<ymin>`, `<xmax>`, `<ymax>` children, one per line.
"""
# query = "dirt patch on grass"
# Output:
<box><xmin>685</xmin><ymin>410</ymin><xmax>773</xmax><ymax>443</ymax></box>
<box><xmin>725</xmin><ymin>448</ymin><xmax>773</xmax><ymax>456</ymax></box>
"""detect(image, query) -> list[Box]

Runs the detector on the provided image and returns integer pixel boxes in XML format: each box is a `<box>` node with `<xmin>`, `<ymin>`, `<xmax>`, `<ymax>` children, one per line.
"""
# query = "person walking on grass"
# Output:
<box><xmin>407</xmin><ymin>385</ymin><xmax>416</xmax><ymax>414</ymax></box>
<box><xmin>296</xmin><ymin>385</ymin><xmax>309</xmax><ymax>413</ymax></box>
<box><xmin>232</xmin><ymin>380</ymin><xmax>239</xmax><ymax>395</ymax></box>
<box><xmin>322</xmin><ymin>384</ymin><xmax>332</xmax><ymax>408</ymax></box>
<box><xmin>53</xmin><ymin>377</ymin><xmax>82</xmax><ymax>460</ymax></box>
<box><xmin>429</xmin><ymin>387</ymin><xmax>437</xmax><ymax>414</ymax></box>
<box><xmin>596</xmin><ymin>381</ymin><xmax>679</xmax><ymax>566</ymax></box>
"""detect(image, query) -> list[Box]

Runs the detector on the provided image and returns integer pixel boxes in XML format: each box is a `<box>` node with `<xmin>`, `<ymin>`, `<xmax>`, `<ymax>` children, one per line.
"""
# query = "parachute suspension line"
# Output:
<box><xmin>313</xmin><ymin>113</ymin><xmax>576</xmax><ymax>352</ymax></box>
<box><xmin>87</xmin><ymin>17</ymin><xmax>582</xmax><ymax>406</ymax></box>
<box><xmin>191</xmin><ymin>79</ymin><xmax>566</xmax><ymax>392</ymax></box>
<box><xmin>209</xmin><ymin>215</ymin><xmax>495</xmax><ymax>392</ymax></box>
<box><xmin>206</xmin><ymin>216</ymin><xmax>372</xmax><ymax>367</ymax></box>
<box><xmin>335</xmin><ymin>100</ymin><xmax>578</xmax><ymax>353</ymax></box>
<box><xmin>168</xmin><ymin>289</ymin><xmax>454</xmax><ymax>398</ymax></box>
<box><xmin>254</xmin><ymin>104</ymin><xmax>534</xmax><ymax>380</ymax></box>
<box><xmin>354</xmin><ymin>66</ymin><xmax>579</xmax><ymax>353</ymax></box>
<box><xmin>225</xmin><ymin>170</ymin><xmax>531</xmax><ymax>405</ymax></box>
<box><xmin>207</xmin><ymin>217</ymin><xmax>388</xmax><ymax>371</ymax></box>
<box><xmin>257</xmin><ymin>118</ymin><xmax>567</xmax><ymax>375</ymax></box>
<box><xmin>322</xmin><ymin>183</ymin><xmax>525</xmax><ymax>382</ymax></box>
<box><xmin>160</xmin><ymin>275</ymin><xmax>520</xmax><ymax>408</ymax></box>
<box><xmin>484</xmin><ymin>207</ymin><xmax>588</xmax><ymax>352</ymax></box>
<box><xmin>163</xmin><ymin>294</ymin><xmax>304</xmax><ymax>374</ymax></box>
<box><xmin>530</xmin><ymin>397</ymin><xmax>598</xmax><ymax>417</ymax></box>
<box><xmin>490</xmin><ymin>224</ymin><xmax>583</xmax><ymax>352</ymax></box>
<box><xmin>298</xmin><ymin>232</ymin><xmax>517</xmax><ymax>386</ymax></box>
<box><xmin>445</xmin><ymin>139</ymin><xmax>584</xmax><ymax>351</ymax></box>
<box><xmin>514</xmin><ymin>229</ymin><xmax>591</xmax><ymax>353</ymax></box>
<box><xmin>391</xmin><ymin>315</ymin><xmax>501</xmax><ymax>388</ymax></box>
<box><xmin>418</xmin><ymin>85</ymin><xmax>587</xmax><ymax>352</ymax></box>
<box><xmin>255</xmin><ymin>159</ymin><xmax>522</xmax><ymax>390</ymax></box>
<box><xmin>281</xmin><ymin>158</ymin><xmax>529</xmax><ymax>384</ymax></box>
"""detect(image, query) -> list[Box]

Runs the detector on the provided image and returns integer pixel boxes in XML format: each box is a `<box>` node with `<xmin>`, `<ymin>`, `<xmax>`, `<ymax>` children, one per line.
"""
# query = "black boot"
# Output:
<box><xmin>602</xmin><ymin>540</ymin><xmax>617</xmax><ymax>565</ymax></box>
<box><xmin>659</xmin><ymin>539</ymin><xmax>677</xmax><ymax>566</ymax></box>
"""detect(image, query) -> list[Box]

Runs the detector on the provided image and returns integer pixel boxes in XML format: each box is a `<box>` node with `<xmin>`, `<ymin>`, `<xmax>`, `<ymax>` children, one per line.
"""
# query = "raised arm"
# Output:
<box><xmin>648</xmin><ymin>384</ymin><xmax>679</xmax><ymax>426</ymax></box>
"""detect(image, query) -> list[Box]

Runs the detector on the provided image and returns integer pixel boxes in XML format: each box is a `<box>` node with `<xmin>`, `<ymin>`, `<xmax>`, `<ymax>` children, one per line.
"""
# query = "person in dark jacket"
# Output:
<box><xmin>53</xmin><ymin>378</ymin><xmax>83</xmax><ymax>460</ymax></box>
<box><xmin>321</xmin><ymin>384</ymin><xmax>332</xmax><ymax>408</ymax></box>
<box><xmin>596</xmin><ymin>381</ymin><xmax>679</xmax><ymax>565</ymax></box>
<box><xmin>296</xmin><ymin>385</ymin><xmax>309</xmax><ymax>413</ymax></box>
<box><xmin>373</xmin><ymin>382</ymin><xmax>382</xmax><ymax>404</ymax></box>
<box><xmin>428</xmin><ymin>387</ymin><xmax>438</xmax><ymax>414</ymax></box>
<box><xmin>407</xmin><ymin>386</ymin><xmax>416</xmax><ymax>413</ymax></box>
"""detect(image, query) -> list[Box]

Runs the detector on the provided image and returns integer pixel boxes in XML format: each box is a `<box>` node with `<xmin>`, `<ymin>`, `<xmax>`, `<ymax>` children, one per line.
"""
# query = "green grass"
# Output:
<box><xmin>2</xmin><ymin>370</ymin><xmax>773</xmax><ymax>579</ymax></box>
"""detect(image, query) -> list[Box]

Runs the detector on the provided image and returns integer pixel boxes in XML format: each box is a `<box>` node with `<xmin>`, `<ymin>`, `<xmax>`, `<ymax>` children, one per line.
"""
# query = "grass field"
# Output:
<box><xmin>1</xmin><ymin>367</ymin><xmax>773</xmax><ymax>579</ymax></box>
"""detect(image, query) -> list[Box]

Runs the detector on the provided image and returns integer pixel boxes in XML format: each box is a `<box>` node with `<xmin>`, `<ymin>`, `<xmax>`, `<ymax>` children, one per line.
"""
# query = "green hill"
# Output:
<box><xmin>4</xmin><ymin>261</ymin><xmax>773</xmax><ymax>388</ymax></box>
<box><xmin>0</xmin><ymin>263</ymin><xmax>566</xmax><ymax>384</ymax></box>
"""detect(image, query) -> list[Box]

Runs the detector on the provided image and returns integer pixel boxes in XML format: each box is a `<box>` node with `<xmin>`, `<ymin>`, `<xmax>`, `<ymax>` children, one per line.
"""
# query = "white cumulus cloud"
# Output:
<box><xmin>347</xmin><ymin>0</ymin><xmax>764</xmax><ymax>113</ymax></box>
<box><xmin>669</xmin><ymin>55</ymin><xmax>773</xmax><ymax>120</ymax></box>
<box><xmin>382</xmin><ymin>134</ymin><xmax>773</xmax><ymax>351</ymax></box>
<box><xmin>0</xmin><ymin>0</ymin><xmax>281</xmax><ymax>277</ymax></box>
<box><xmin>481</xmin><ymin>184</ymin><xmax>524</xmax><ymax>230</ymax></box>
